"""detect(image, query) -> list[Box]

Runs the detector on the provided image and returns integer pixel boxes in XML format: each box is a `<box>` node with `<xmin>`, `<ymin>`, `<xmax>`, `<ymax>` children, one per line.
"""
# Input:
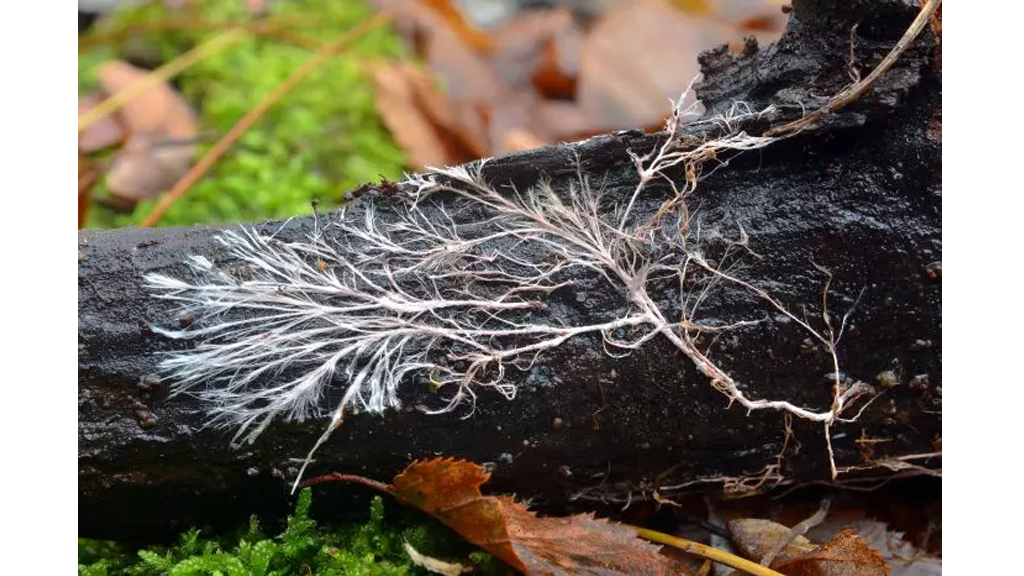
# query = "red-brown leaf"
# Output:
<box><xmin>772</xmin><ymin>529</ymin><xmax>890</xmax><ymax>576</ymax></box>
<box><xmin>309</xmin><ymin>458</ymin><xmax>685</xmax><ymax>575</ymax></box>
<box><xmin>372</xmin><ymin>63</ymin><xmax>467</xmax><ymax>169</ymax></box>
<box><xmin>95</xmin><ymin>60</ymin><xmax>198</xmax><ymax>202</ymax></box>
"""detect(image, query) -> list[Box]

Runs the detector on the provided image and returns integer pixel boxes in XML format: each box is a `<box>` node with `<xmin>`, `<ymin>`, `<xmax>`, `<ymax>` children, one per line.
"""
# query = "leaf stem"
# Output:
<box><xmin>630</xmin><ymin>525</ymin><xmax>786</xmax><ymax>576</ymax></box>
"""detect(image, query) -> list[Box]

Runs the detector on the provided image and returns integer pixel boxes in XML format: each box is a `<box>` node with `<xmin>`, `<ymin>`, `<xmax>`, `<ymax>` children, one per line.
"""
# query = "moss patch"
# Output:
<box><xmin>78</xmin><ymin>489</ymin><xmax>512</xmax><ymax>575</ymax></box>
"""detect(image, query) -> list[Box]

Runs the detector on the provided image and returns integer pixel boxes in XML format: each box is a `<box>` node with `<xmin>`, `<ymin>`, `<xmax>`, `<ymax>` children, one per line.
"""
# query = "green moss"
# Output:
<box><xmin>79</xmin><ymin>0</ymin><xmax>408</xmax><ymax>228</ymax></box>
<box><xmin>79</xmin><ymin>489</ymin><xmax>513</xmax><ymax>575</ymax></box>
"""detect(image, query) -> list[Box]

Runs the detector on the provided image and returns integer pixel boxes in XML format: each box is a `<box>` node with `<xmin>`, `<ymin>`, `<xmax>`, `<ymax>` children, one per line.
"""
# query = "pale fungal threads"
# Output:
<box><xmin>147</xmin><ymin>88</ymin><xmax>875</xmax><ymax>488</ymax></box>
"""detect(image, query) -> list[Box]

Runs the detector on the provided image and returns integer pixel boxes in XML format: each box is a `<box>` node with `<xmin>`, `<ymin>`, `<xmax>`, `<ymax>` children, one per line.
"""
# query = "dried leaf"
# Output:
<box><xmin>577</xmin><ymin>0</ymin><xmax>735</xmax><ymax>130</ymax></box>
<box><xmin>422</xmin><ymin>23</ymin><xmax>504</xmax><ymax>155</ymax></box>
<box><xmin>375</xmin><ymin>61</ymin><xmax>483</xmax><ymax>163</ymax></box>
<box><xmin>310</xmin><ymin>458</ymin><xmax>685</xmax><ymax>575</ymax></box>
<box><xmin>378</xmin><ymin>0</ymin><xmax>586</xmax><ymax>156</ymax></box>
<box><xmin>772</xmin><ymin>529</ymin><xmax>889</xmax><ymax>576</ymax></box>
<box><xmin>806</xmin><ymin>519</ymin><xmax>940</xmax><ymax>576</ymax></box>
<box><xmin>96</xmin><ymin>60</ymin><xmax>198</xmax><ymax>202</ymax></box>
<box><xmin>728</xmin><ymin>518</ymin><xmax>817</xmax><ymax>564</ymax></box>
<box><xmin>402</xmin><ymin>65</ymin><xmax>457</xmax><ymax>129</ymax></box>
<box><xmin>577</xmin><ymin>0</ymin><xmax>788</xmax><ymax>131</ymax></box>
<box><xmin>424</xmin><ymin>24</ymin><xmax>503</xmax><ymax>102</ymax></box>
<box><xmin>488</xmin><ymin>9</ymin><xmax>579</xmax><ymax>100</ymax></box>
<box><xmin>376</xmin><ymin>0</ymin><xmax>789</xmax><ymax>159</ymax></box>
<box><xmin>530</xmin><ymin>31</ymin><xmax>579</xmax><ymax>101</ymax></box>
<box><xmin>372</xmin><ymin>63</ymin><xmax>463</xmax><ymax>169</ymax></box>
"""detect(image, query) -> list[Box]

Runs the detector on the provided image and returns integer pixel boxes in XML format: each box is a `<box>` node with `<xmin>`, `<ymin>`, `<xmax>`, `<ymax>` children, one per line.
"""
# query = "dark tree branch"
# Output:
<box><xmin>79</xmin><ymin>0</ymin><xmax>941</xmax><ymax>540</ymax></box>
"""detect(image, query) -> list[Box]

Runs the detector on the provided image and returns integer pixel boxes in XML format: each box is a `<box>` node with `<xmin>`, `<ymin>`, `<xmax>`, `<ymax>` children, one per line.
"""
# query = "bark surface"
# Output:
<box><xmin>79</xmin><ymin>0</ymin><xmax>942</xmax><ymax>540</ymax></box>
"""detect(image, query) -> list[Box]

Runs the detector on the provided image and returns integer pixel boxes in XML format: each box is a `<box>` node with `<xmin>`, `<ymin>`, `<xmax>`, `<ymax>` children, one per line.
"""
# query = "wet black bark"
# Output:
<box><xmin>79</xmin><ymin>0</ymin><xmax>941</xmax><ymax>540</ymax></box>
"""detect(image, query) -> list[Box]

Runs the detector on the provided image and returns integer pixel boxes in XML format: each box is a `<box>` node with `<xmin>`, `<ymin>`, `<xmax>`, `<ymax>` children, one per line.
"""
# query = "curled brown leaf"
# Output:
<box><xmin>307</xmin><ymin>458</ymin><xmax>687</xmax><ymax>575</ymax></box>
<box><xmin>96</xmin><ymin>60</ymin><xmax>198</xmax><ymax>204</ymax></box>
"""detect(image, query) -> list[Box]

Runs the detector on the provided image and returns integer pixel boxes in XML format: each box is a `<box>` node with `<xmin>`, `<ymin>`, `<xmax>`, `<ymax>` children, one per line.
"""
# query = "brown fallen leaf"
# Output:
<box><xmin>375</xmin><ymin>0</ymin><xmax>577</xmax><ymax>156</ymax></box>
<box><xmin>531</xmin><ymin>36</ymin><xmax>578</xmax><ymax>101</ymax></box>
<box><xmin>422</xmin><ymin>23</ymin><xmax>503</xmax><ymax>156</ymax></box>
<box><xmin>488</xmin><ymin>9</ymin><xmax>579</xmax><ymax>100</ymax></box>
<box><xmin>729</xmin><ymin>518</ymin><xmax>892</xmax><ymax>576</ymax></box>
<box><xmin>375</xmin><ymin>0</ymin><xmax>790</xmax><ymax>160</ymax></box>
<box><xmin>806</xmin><ymin>518</ymin><xmax>940</xmax><ymax>576</ymax></box>
<box><xmin>372</xmin><ymin>62</ymin><xmax>464</xmax><ymax>169</ymax></box>
<box><xmin>576</xmin><ymin>0</ymin><xmax>788</xmax><ymax>132</ymax></box>
<box><xmin>728</xmin><ymin>518</ymin><xmax>817</xmax><ymax>565</ymax></box>
<box><xmin>577</xmin><ymin>0</ymin><xmax>740</xmax><ymax>131</ymax></box>
<box><xmin>95</xmin><ymin>60</ymin><xmax>198</xmax><ymax>205</ymax></box>
<box><xmin>402</xmin><ymin>64</ymin><xmax>486</xmax><ymax>162</ymax></box>
<box><xmin>486</xmin><ymin>11</ymin><xmax>584</xmax><ymax>149</ymax></box>
<box><xmin>773</xmin><ymin>529</ymin><xmax>889</xmax><ymax>576</ymax></box>
<box><xmin>306</xmin><ymin>458</ymin><xmax>687</xmax><ymax>575</ymax></box>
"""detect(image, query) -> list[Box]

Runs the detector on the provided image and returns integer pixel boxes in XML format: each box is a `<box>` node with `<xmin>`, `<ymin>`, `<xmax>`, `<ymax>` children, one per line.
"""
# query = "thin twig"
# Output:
<box><xmin>764</xmin><ymin>0</ymin><xmax>941</xmax><ymax>137</ymax></box>
<box><xmin>139</xmin><ymin>13</ymin><xmax>392</xmax><ymax>227</ymax></box>
<box><xmin>78</xmin><ymin>29</ymin><xmax>248</xmax><ymax>133</ymax></box>
<box><xmin>631</xmin><ymin>526</ymin><xmax>786</xmax><ymax>576</ymax></box>
<box><xmin>299</xmin><ymin>471</ymin><xmax>392</xmax><ymax>494</ymax></box>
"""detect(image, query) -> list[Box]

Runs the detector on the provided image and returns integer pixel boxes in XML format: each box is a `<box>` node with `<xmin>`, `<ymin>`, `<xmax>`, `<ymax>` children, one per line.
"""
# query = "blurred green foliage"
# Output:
<box><xmin>78</xmin><ymin>489</ymin><xmax>512</xmax><ymax>575</ymax></box>
<box><xmin>78</xmin><ymin>0</ymin><xmax>408</xmax><ymax>228</ymax></box>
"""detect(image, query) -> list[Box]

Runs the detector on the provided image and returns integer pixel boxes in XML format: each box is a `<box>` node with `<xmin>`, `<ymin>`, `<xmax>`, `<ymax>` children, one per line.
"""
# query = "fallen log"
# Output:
<box><xmin>79</xmin><ymin>0</ymin><xmax>942</xmax><ymax>540</ymax></box>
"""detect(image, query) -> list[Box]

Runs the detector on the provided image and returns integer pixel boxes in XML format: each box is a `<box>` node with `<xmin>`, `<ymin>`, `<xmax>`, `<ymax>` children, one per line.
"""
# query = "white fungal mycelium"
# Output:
<box><xmin>146</xmin><ymin>88</ymin><xmax>873</xmax><ymax>488</ymax></box>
